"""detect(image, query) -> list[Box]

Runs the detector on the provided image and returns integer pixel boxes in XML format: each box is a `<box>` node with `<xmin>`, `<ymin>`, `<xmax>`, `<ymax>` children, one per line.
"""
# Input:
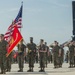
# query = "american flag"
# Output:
<box><xmin>4</xmin><ymin>4</ymin><xmax>23</xmax><ymax>42</ymax></box>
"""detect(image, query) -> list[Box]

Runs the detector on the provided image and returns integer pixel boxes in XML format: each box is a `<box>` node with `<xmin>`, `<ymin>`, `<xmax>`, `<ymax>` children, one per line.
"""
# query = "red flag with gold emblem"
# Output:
<box><xmin>6</xmin><ymin>25</ymin><xmax>23</xmax><ymax>57</ymax></box>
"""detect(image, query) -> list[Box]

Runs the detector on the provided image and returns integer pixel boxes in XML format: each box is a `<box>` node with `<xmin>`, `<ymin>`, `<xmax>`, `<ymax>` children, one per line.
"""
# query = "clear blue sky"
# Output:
<box><xmin>0</xmin><ymin>0</ymin><xmax>74</xmax><ymax>45</ymax></box>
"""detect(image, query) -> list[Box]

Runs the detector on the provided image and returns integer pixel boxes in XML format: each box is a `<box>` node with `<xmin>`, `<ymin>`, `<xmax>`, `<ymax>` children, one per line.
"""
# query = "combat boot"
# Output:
<box><xmin>42</xmin><ymin>68</ymin><xmax>45</xmax><ymax>72</ymax></box>
<box><xmin>27</xmin><ymin>69</ymin><xmax>32</xmax><ymax>72</ymax></box>
<box><xmin>39</xmin><ymin>69</ymin><xmax>43</xmax><ymax>72</ymax></box>
<box><xmin>0</xmin><ymin>71</ymin><xmax>3</xmax><ymax>74</ymax></box>
<box><xmin>18</xmin><ymin>69</ymin><xmax>21</xmax><ymax>72</ymax></box>
<box><xmin>42</xmin><ymin>70</ymin><xmax>45</xmax><ymax>72</ymax></box>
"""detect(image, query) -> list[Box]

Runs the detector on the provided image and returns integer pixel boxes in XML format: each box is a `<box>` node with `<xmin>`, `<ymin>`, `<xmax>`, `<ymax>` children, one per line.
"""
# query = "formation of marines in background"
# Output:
<box><xmin>0</xmin><ymin>34</ymin><xmax>75</xmax><ymax>74</ymax></box>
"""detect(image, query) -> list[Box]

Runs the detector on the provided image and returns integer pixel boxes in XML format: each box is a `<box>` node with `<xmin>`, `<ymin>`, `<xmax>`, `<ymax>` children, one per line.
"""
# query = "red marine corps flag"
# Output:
<box><xmin>6</xmin><ymin>25</ymin><xmax>23</xmax><ymax>57</ymax></box>
<box><xmin>3</xmin><ymin>3</ymin><xmax>23</xmax><ymax>57</ymax></box>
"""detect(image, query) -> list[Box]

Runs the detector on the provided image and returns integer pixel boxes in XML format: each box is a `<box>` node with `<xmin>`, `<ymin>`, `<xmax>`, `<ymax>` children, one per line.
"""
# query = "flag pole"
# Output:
<box><xmin>20</xmin><ymin>1</ymin><xmax>23</xmax><ymax>32</ymax></box>
<box><xmin>20</xmin><ymin>2</ymin><xmax>27</xmax><ymax>45</ymax></box>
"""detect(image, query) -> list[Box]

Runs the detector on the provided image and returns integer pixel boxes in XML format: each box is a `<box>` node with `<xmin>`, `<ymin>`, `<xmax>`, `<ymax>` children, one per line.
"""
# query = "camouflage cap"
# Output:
<box><xmin>30</xmin><ymin>37</ymin><xmax>33</xmax><ymax>40</ymax></box>
<box><xmin>40</xmin><ymin>39</ymin><xmax>44</xmax><ymax>42</ymax></box>
<box><xmin>45</xmin><ymin>42</ymin><xmax>47</xmax><ymax>44</ymax></box>
<box><xmin>54</xmin><ymin>41</ymin><xmax>59</xmax><ymax>44</ymax></box>
<box><xmin>54</xmin><ymin>41</ymin><xmax>57</xmax><ymax>43</ymax></box>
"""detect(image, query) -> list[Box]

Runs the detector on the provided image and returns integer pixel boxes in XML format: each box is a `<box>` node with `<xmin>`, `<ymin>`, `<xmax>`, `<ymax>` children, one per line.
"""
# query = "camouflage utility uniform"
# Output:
<box><xmin>0</xmin><ymin>34</ymin><xmax>8</xmax><ymax>74</ymax></box>
<box><xmin>69</xmin><ymin>43</ymin><xmax>74</xmax><ymax>68</ymax></box>
<box><xmin>17</xmin><ymin>40</ymin><xmax>26</xmax><ymax>72</ymax></box>
<box><xmin>39</xmin><ymin>39</ymin><xmax>46</xmax><ymax>72</ymax></box>
<box><xmin>27</xmin><ymin>37</ymin><xmax>36</xmax><ymax>72</ymax></box>
<box><xmin>53</xmin><ymin>41</ymin><xmax>60</xmax><ymax>68</ymax></box>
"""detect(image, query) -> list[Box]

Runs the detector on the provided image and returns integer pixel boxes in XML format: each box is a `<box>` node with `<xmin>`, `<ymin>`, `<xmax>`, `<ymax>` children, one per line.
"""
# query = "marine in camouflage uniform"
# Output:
<box><xmin>68</xmin><ymin>41</ymin><xmax>74</xmax><ymax>68</ymax></box>
<box><xmin>17</xmin><ymin>39</ymin><xmax>26</xmax><ymax>72</ymax></box>
<box><xmin>27</xmin><ymin>37</ymin><xmax>36</xmax><ymax>72</ymax></box>
<box><xmin>53</xmin><ymin>41</ymin><xmax>60</xmax><ymax>68</ymax></box>
<box><xmin>38</xmin><ymin>39</ymin><xmax>46</xmax><ymax>72</ymax></box>
<box><xmin>0</xmin><ymin>34</ymin><xmax>8</xmax><ymax>74</ymax></box>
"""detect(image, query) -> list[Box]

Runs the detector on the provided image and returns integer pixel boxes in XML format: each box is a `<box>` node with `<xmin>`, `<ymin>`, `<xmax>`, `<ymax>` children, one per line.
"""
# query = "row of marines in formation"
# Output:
<box><xmin>0</xmin><ymin>34</ymin><xmax>75</xmax><ymax>74</ymax></box>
